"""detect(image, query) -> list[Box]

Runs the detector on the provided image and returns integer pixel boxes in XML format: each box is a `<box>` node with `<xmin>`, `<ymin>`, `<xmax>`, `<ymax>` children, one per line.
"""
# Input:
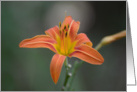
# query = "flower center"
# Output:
<box><xmin>54</xmin><ymin>22</ymin><xmax>77</xmax><ymax>56</ymax></box>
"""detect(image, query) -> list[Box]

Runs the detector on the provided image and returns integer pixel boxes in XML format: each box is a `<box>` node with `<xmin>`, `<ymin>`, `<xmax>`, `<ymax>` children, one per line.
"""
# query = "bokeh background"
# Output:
<box><xmin>1</xmin><ymin>1</ymin><xmax>126</xmax><ymax>91</ymax></box>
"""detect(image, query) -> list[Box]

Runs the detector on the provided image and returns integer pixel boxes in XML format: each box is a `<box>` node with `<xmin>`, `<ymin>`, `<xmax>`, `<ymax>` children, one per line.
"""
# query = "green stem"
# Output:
<box><xmin>95</xmin><ymin>42</ymin><xmax>103</xmax><ymax>51</ymax></box>
<box><xmin>62</xmin><ymin>30</ymin><xmax>126</xmax><ymax>91</ymax></box>
<box><xmin>61</xmin><ymin>44</ymin><xmax>103</xmax><ymax>91</ymax></box>
<box><xmin>62</xmin><ymin>57</ymin><xmax>71</xmax><ymax>91</ymax></box>
<box><xmin>67</xmin><ymin>61</ymin><xmax>84</xmax><ymax>90</ymax></box>
<box><xmin>66</xmin><ymin>44</ymin><xmax>102</xmax><ymax>91</ymax></box>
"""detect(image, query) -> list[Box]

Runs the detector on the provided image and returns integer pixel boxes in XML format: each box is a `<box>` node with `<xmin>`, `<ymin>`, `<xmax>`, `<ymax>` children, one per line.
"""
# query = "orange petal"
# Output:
<box><xmin>75</xmin><ymin>33</ymin><xmax>93</xmax><ymax>47</ymax></box>
<box><xmin>50</xmin><ymin>54</ymin><xmax>66</xmax><ymax>84</ymax></box>
<box><xmin>69</xmin><ymin>20</ymin><xmax>80</xmax><ymax>40</ymax></box>
<box><xmin>45</xmin><ymin>26</ymin><xmax>60</xmax><ymax>40</ymax></box>
<box><xmin>69</xmin><ymin>44</ymin><xmax>104</xmax><ymax>65</ymax></box>
<box><xmin>19</xmin><ymin>35</ymin><xmax>57</xmax><ymax>53</ymax></box>
<box><xmin>61</xmin><ymin>16</ymin><xmax>73</xmax><ymax>30</ymax></box>
<box><xmin>62</xmin><ymin>16</ymin><xmax>80</xmax><ymax>40</ymax></box>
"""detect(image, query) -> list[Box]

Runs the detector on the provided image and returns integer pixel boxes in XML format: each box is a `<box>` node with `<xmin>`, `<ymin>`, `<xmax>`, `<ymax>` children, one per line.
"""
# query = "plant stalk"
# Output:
<box><xmin>62</xmin><ymin>30</ymin><xmax>126</xmax><ymax>91</ymax></box>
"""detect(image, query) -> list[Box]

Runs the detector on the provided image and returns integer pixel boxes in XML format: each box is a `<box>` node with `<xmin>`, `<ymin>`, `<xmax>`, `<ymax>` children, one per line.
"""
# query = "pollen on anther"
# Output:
<box><xmin>63</xmin><ymin>29</ymin><xmax>65</xmax><ymax>32</ymax></box>
<box><xmin>59</xmin><ymin>22</ymin><xmax>61</xmax><ymax>28</ymax></box>
<box><xmin>65</xmin><ymin>32</ymin><xmax>67</xmax><ymax>37</ymax></box>
<box><xmin>67</xmin><ymin>24</ymin><xmax>69</xmax><ymax>29</ymax></box>
<box><xmin>64</xmin><ymin>25</ymin><xmax>66</xmax><ymax>30</ymax></box>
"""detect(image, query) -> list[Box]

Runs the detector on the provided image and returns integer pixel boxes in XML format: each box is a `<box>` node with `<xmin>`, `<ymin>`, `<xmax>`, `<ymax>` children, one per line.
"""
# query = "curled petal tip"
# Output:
<box><xmin>96</xmin><ymin>57</ymin><xmax>104</xmax><ymax>65</ymax></box>
<box><xmin>19</xmin><ymin>40</ymin><xmax>27</xmax><ymax>48</ymax></box>
<box><xmin>77</xmin><ymin>21</ymin><xmax>80</xmax><ymax>25</ymax></box>
<box><xmin>19</xmin><ymin>41</ymin><xmax>26</xmax><ymax>48</ymax></box>
<box><xmin>19</xmin><ymin>43</ymin><xmax>22</xmax><ymax>48</ymax></box>
<box><xmin>75</xmin><ymin>33</ymin><xmax>93</xmax><ymax>47</ymax></box>
<box><xmin>52</xmin><ymin>78</ymin><xmax>58</xmax><ymax>84</ymax></box>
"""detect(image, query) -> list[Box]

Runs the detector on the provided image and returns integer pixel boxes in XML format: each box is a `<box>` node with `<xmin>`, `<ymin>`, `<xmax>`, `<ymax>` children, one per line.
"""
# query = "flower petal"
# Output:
<box><xmin>62</xmin><ymin>16</ymin><xmax>80</xmax><ymax>40</ymax></box>
<box><xmin>19</xmin><ymin>35</ymin><xmax>57</xmax><ymax>53</ymax></box>
<box><xmin>75</xmin><ymin>33</ymin><xmax>93</xmax><ymax>47</ymax></box>
<box><xmin>69</xmin><ymin>44</ymin><xmax>104</xmax><ymax>65</ymax></box>
<box><xmin>45</xmin><ymin>26</ymin><xmax>60</xmax><ymax>40</ymax></box>
<box><xmin>61</xmin><ymin>16</ymin><xmax>73</xmax><ymax>30</ymax></box>
<box><xmin>68</xmin><ymin>21</ymin><xmax>80</xmax><ymax>40</ymax></box>
<box><xmin>50</xmin><ymin>54</ymin><xmax>66</xmax><ymax>84</ymax></box>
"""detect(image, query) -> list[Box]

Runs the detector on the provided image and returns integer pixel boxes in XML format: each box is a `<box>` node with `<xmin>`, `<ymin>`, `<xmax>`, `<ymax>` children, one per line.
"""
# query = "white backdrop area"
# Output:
<box><xmin>128</xmin><ymin>0</ymin><xmax>137</xmax><ymax>91</ymax></box>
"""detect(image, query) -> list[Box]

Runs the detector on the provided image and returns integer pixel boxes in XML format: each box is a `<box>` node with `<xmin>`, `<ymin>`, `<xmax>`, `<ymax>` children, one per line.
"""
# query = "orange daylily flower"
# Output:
<box><xmin>19</xmin><ymin>16</ymin><xmax>104</xmax><ymax>84</ymax></box>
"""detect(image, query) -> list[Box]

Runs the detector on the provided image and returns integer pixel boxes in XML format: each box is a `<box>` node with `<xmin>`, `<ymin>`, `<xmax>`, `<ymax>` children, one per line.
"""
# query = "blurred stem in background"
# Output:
<box><xmin>62</xmin><ymin>30</ymin><xmax>126</xmax><ymax>91</ymax></box>
<box><xmin>95</xmin><ymin>30</ymin><xmax>126</xmax><ymax>50</ymax></box>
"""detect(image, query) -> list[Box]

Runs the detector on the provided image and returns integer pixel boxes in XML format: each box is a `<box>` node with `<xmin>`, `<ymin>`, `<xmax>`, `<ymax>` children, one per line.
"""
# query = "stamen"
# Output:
<box><xmin>67</xmin><ymin>24</ymin><xmax>69</xmax><ymax>29</ymax></box>
<box><xmin>65</xmin><ymin>32</ymin><xmax>67</xmax><ymax>37</ymax></box>
<box><xmin>59</xmin><ymin>22</ymin><xmax>61</xmax><ymax>28</ymax></box>
<box><xmin>65</xmin><ymin>10</ymin><xmax>67</xmax><ymax>17</ymax></box>
<box><xmin>59</xmin><ymin>30</ymin><xmax>61</xmax><ymax>34</ymax></box>
<box><xmin>63</xmin><ymin>29</ymin><xmax>65</xmax><ymax>32</ymax></box>
<box><xmin>64</xmin><ymin>25</ymin><xmax>66</xmax><ymax>30</ymax></box>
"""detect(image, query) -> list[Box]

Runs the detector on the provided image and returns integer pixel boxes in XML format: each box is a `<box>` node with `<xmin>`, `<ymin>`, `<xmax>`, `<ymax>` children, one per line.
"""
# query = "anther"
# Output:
<box><xmin>64</xmin><ymin>25</ymin><xmax>66</xmax><ymax>30</ymax></box>
<box><xmin>63</xmin><ymin>29</ymin><xmax>65</xmax><ymax>32</ymax></box>
<box><xmin>67</xmin><ymin>24</ymin><xmax>69</xmax><ymax>29</ymax></box>
<box><xmin>59</xmin><ymin>22</ymin><xmax>61</xmax><ymax>28</ymax></box>
<box><xmin>65</xmin><ymin>32</ymin><xmax>67</xmax><ymax>37</ymax></box>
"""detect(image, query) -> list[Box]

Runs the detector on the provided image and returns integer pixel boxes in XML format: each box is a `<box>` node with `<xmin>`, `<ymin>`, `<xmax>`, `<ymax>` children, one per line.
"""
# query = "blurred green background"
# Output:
<box><xmin>1</xmin><ymin>1</ymin><xmax>126</xmax><ymax>91</ymax></box>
